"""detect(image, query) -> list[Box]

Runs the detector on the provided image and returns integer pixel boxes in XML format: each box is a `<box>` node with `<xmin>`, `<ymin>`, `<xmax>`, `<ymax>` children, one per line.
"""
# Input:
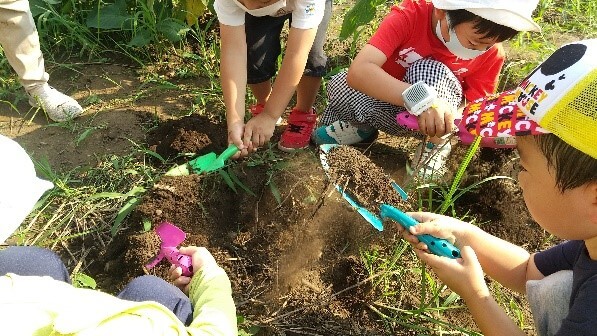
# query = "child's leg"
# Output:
<box><xmin>402</xmin><ymin>58</ymin><xmax>463</xmax><ymax>179</ymax></box>
<box><xmin>0</xmin><ymin>0</ymin><xmax>48</xmax><ymax>91</ymax></box>
<box><xmin>0</xmin><ymin>0</ymin><xmax>83</xmax><ymax>121</ymax></box>
<box><xmin>278</xmin><ymin>0</ymin><xmax>332</xmax><ymax>151</ymax></box>
<box><xmin>245</xmin><ymin>13</ymin><xmax>289</xmax><ymax>106</ymax></box>
<box><xmin>316</xmin><ymin>70</ymin><xmax>405</xmax><ymax>136</ymax></box>
<box><xmin>526</xmin><ymin>270</ymin><xmax>572</xmax><ymax>336</ymax></box>
<box><xmin>0</xmin><ymin>246</ymin><xmax>70</xmax><ymax>282</ymax></box>
<box><xmin>295</xmin><ymin>0</ymin><xmax>332</xmax><ymax>112</ymax></box>
<box><xmin>295</xmin><ymin>76</ymin><xmax>321</xmax><ymax>113</ymax></box>
<box><xmin>117</xmin><ymin>275</ymin><xmax>193</xmax><ymax>325</ymax></box>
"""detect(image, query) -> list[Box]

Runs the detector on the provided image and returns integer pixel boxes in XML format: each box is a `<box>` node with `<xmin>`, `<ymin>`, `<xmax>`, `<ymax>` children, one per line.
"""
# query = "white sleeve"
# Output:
<box><xmin>290</xmin><ymin>0</ymin><xmax>325</xmax><ymax>29</ymax></box>
<box><xmin>213</xmin><ymin>0</ymin><xmax>246</xmax><ymax>26</ymax></box>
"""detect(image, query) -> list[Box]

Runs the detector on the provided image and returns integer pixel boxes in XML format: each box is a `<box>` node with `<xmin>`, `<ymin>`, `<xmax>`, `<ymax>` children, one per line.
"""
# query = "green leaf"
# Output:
<box><xmin>439</xmin><ymin>136</ymin><xmax>481</xmax><ymax>214</ymax></box>
<box><xmin>29</xmin><ymin>0</ymin><xmax>53</xmax><ymax>17</ymax></box>
<box><xmin>156</xmin><ymin>19</ymin><xmax>190</xmax><ymax>43</ymax></box>
<box><xmin>129</xmin><ymin>28</ymin><xmax>154</xmax><ymax>47</ymax></box>
<box><xmin>142</xmin><ymin>149</ymin><xmax>166</xmax><ymax>163</ymax></box>
<box><xmin>126</xmin><ymin>186</ymin><xmax>146</xmax><ymax>197</ymax></box>
<box><xmin>112</xmin><ymin>196</ymin><xmax>142</xmax><ymax>235</ymax></box>
<box><xmin>86</xmin><ymin>0</ymin><xmax>133</xmax><ymax>30</ymax></box>
<box><xmin>75</xmin><ymin>128</ymin><xmax>97</xmax><ymax>146</ymax></box>
<box><xmin>218</xmin><ymin>170</ymin><xmax>237</xmax><ymax>193</ymax></box>
<box><xmin>269</xmin><ymin>180</ymin><xmax>282</xmax><ymax>205</ymax></box>
<box><xmin>227</xmin><ymin>168</ymin><xmax>255</xmax><ymax>196</ymax></box>
<box><xmin>72</xmin><ymin>272</ymin><xmax>97</xmax><ymax>289</ymax></box>
<box><xmin>339</xmin><ymin>0</ymin><xmax>385</xmax><ymax>40</ymax></box>
<box><xmin>142</xmin><ymin>217</ymin><xmax>152</xmax><ymax>232</ymax></box>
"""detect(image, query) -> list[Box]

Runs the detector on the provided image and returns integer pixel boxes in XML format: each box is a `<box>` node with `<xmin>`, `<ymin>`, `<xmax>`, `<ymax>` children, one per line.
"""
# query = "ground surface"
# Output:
<box><xmin>0</xmin><ymin>21</ymin><xmax>558</xmax><ymax>336</ymax></box>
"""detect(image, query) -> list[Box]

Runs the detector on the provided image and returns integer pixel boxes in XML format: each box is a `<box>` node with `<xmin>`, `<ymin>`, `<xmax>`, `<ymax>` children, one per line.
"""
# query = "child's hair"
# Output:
<box><xmin>447</xmin><ymin>9</ymin><xmax>519</xmax><ymax>42</ymax></box>
<box><xmin>533</xmin><ymin>133</ymin><xmax>597</xmax><ymax>192</ymax></box>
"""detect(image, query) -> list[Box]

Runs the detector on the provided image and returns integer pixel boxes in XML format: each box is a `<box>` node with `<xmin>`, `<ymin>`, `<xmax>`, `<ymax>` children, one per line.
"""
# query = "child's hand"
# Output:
<box><xmin>243</xmin><ymin>112</ymin><xmax>278</xmax><ymax>148</ymax></box>
<box><xmin>416</xmin><ymin>99</ymin><xmax>456</xmax><ymax>138</ymax></box>
<box><xmin>401</xmin><ymin>212</ymin><xmax>488</xmax><ymax>300</ymax></box>
<box><xmin>402</xmin><ymin>212</ymin><xmax>470</xmax><ymax>250</ymax></box>
<box><xmin>227</xmin><ymin>121</ymin><xmax>250</xmax><ymax>159</ymax></box>
<box><xmin>415</xmin><ymin>245</ymin><xmax>490</xmax><ymax>301</ymax></box>
<box><xmin>168</xmin><ymin>246</ymin><xmax>218</xmax><ymax>295</ymax></box>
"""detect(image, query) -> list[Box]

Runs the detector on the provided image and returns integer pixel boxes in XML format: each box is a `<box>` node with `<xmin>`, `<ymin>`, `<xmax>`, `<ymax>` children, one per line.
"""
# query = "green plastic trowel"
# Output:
<box><xmin>165</xmin><ymin>144</ymin><xmax>239</xmax><ymax>176</ymax></box>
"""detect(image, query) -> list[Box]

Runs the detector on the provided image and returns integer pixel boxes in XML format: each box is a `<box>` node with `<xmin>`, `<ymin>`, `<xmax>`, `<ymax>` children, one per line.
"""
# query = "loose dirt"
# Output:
<box><xmin>324</xmin><ymin>145</ymin><xmax>412</xmax><ymax>215</ymax></box>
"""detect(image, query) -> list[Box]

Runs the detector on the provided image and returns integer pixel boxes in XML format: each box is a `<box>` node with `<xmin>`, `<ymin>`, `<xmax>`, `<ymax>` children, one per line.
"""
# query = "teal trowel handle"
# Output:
<box><xmin>219</xmin><ymin>144</ymin><xmax>239</xmax><ymax>161</ymax></box>
<box><xmin>379</xmin><ymin>204</ymin><xmax>461</xmax><ymax>259</ymax></box>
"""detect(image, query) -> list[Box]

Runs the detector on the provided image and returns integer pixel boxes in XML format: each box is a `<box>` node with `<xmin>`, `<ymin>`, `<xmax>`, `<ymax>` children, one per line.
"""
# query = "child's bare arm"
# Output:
<box><xmin>416</xmin><ymin>246</ymin><xmax>527</xmax><ymax>336</ymax></box>
<box><xmin>243</xmin><ymin>26</ymin><xmax>317</xmax><ymax>146</ymax></box>
<box><xmin>406</xmin><ymin>212</ymin><xmax>534</xmax><ymax>292</ymax></box>
<box><xmin>220</xmin><ymin>23</ymin><xmax>251</xmax><ymax>157</ymax></box>
<box><xmin>348</xmin><ymin>46</ymin><xmax>455</xmax><ymax>137</ymax></box>
<box><xmin>347</xmin><ymin>44</ymin><xmax>411</xmax><ymax>106</ymax></box>
<box><xmin>168</xmin><ymin>246</ymin><xmax>237</xmax><ymax>334</ymax></box>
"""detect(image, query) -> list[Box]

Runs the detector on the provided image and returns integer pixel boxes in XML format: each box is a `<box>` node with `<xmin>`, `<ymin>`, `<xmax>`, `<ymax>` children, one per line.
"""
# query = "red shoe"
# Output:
<box><xmin>249</xmin><ymin>103</ymin><xmax>265</xmax><ymax>117</ymax></box>
<box><xmin>278</xmin><ymin>107</ymin><xmax>317</xmax><ymax>152</ymax></box>
<box><xmin>249</xmin><ymin>103</ymin><xmax>282</xmax><ymax>125</ymax></box>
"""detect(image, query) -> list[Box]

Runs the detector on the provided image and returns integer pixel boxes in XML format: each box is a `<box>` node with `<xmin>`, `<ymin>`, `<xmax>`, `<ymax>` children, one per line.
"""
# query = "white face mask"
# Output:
<box><xmin>245</xmin><ymin>0</ymin><xmax>286</xmax><ymax>17</ymax></box>
<box><xmin>435</xmin><ymin>16</ymin><xmax>487</xmax><ymax>60</ymax></box>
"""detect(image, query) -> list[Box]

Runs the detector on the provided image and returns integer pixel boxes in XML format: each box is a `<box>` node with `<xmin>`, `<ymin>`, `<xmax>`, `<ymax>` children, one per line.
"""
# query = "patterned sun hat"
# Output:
<box><xmin>461</xmin><ymin>39</ymin><xmax>597</xmax><ymax>159</ymax></box>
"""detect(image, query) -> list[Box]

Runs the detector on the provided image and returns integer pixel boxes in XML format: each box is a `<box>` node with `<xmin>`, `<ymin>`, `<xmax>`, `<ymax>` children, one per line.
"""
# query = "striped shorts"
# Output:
<box><xmin>319</xmin><ymin>58</ymin><xmax>463</xmax><ymax>136</ymax></box>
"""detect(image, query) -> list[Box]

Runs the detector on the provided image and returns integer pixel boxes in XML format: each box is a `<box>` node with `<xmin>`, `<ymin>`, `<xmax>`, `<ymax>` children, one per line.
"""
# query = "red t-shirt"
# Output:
<box><xmin>368</xmin><ymin>0</ymin><xmax>506</xmax><ymax>102</ymax></box>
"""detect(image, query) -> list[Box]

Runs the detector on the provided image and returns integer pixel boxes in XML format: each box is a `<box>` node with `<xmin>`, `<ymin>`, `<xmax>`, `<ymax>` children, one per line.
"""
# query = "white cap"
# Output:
<box><xmin>0</xmin><ymin>135</ymin><xmax>53</xmax><ymax>243</ymax></box>
<box><xmin>432</xmin><ymin>0</ymin><xmax>541</xmax><ymax>32</ymax></box>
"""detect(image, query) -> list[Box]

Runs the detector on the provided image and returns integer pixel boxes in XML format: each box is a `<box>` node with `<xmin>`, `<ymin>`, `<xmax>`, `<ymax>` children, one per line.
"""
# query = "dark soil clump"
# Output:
<box><xmin>324</xmin><ymin>145</ymin><xmax>413</xmax><ymax>214</ymax></box>
<box><xmin>146</xmin><ymin>114</ymin><xmax>228</xmax><ymax>160</ymax></box>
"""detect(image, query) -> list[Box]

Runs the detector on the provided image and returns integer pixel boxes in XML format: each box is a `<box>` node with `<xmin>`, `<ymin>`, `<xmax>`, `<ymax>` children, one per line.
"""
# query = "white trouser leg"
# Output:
<box><xmin>0</xmin><ymin>0</ymin><xmax>48</xmax><ymax>91</ymax></box>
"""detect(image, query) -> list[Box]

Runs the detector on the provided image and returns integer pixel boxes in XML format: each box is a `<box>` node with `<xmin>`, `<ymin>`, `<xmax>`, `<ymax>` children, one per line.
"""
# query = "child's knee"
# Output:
<box><xmin>127</xmin><ymin>274</ymin><xmax>165</xmax><ymax>289</ymax></box>
<box><xmin>0</xmin><ymin>246</ymin><xmax>69</xmax><ymax>282</ymax></box>
<box><xmin>326</xmin><ymin>71</ymin><xmax>349</xmax><ymax>99</ymax></box>
<box><xmin>404</xmin><ymin>59</ymin><xmax>463</xmax><ymax>108</ymax></box>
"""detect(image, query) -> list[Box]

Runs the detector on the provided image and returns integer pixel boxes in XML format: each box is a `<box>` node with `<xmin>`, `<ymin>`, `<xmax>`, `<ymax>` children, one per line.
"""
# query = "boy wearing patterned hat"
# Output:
<box><xmin>403</xmin><ymin>39</ymin><xmax>597</xmax><ymax>335</ymax></box>
<box><xmin>312</xmin><ymin>0</ymin><xmax>540</xmax><ymax>179</ymax></box>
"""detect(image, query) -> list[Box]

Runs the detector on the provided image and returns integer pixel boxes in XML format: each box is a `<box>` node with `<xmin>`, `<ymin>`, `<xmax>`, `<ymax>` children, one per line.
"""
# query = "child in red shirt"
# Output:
<box><xmin>312</xmin><ymin>0</ymin><xmax>540</xmax><ymax>179</ymax></box>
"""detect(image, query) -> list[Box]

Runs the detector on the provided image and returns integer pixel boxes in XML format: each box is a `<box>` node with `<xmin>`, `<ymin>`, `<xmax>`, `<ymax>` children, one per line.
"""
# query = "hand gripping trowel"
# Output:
<box><xmin>145</xmin><ymin>221</ymin><xmax>194</xmax><ymax>276</ymax></box>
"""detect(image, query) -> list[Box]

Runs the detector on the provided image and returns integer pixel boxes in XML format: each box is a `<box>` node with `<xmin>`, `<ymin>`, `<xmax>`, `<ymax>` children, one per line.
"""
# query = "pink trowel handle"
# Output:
<box><xmin>396</xmin><ymin>110</ymin><xmax>420</xmax><ymax>130</ymax></box>
<box><xmin>145</xmin><ymin>222</ymin><xmax>194</xmax><ymax>277</ymax></box>
<box><xmin>162</xmin><ymin>246</ymin><xmax>194</xmax><ymax>277</ymax></box>
<box><xmin>396</xmin><ymin>110</ymin><xmax>461</xmax><ymax>132</ymax></box>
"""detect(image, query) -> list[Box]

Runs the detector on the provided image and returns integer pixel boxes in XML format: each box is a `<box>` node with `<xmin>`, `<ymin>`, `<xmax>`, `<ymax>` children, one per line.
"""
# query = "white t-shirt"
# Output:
<box><xmin>214</xmin><ymin>0</ymin><xmax>325</xmax><ymax>29</ymax></box>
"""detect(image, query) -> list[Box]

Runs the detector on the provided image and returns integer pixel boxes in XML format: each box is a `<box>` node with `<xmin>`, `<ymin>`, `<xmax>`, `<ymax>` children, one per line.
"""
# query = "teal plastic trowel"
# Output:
<box><xmin>318</xmin><ymin>144</ymin><xmax>460</xmax><ymax>259</ymax></box>
<box><xmin>318</xmin><ymin>144</ymin><xmax>408</xmax><ymax>231</ymax></box>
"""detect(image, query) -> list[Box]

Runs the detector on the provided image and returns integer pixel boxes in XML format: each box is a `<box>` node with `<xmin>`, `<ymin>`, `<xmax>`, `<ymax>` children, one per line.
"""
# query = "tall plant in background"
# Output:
<box><xmin>27</xmin><ymin>0</ymin><xmax>214</xmax><ymax>61</ymax></box>
<box><xmin>338</xmin><ymin>0</ymin><xmax>385</xmax><ymax>56</ymax></box>
<box><xmin>85</xmin><ymin>0</ymin><xmax>189</xmax><ymax>48</ymax></box>
<box><xmin>29</xmin><ymin>0</ymin><xmax>101</xmax><ymax>58</ymax></box>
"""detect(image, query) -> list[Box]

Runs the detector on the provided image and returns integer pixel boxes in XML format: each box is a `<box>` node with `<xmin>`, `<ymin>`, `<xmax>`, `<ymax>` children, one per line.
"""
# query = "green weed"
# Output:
<box><xmin>72</xmin><ymin>272</ymin><xmax>98</xmax><ymax>289</ymax></box>
<box><xmin>360</xmin><ymin>242</ymin><xmax>480</xmax><ymax>334</ymax></box>
<box><xmin>17</xmin><ymin>150</ymin><xmax>159</xmax><ymax>247</ymax></box>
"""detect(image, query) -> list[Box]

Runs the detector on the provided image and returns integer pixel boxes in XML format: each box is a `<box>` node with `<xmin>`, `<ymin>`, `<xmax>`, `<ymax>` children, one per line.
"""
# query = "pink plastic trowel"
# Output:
<box><xmin>145</xmin><ymin>221</ymin><xmax>193</xmax><ymax>276</ymax></box>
